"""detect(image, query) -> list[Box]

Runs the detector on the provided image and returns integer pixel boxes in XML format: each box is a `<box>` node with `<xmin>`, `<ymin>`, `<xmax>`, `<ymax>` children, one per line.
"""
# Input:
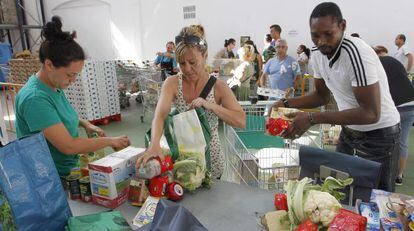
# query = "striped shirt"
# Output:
<box><xmin>310</xmin><ymin>35</ymin><xmax>400</xmax><ymax>131</ymax></box>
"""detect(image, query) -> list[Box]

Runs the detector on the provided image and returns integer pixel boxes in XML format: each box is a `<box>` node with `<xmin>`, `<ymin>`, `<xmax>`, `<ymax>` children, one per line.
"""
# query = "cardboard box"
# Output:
<box><xmin>88</xmin><ymin>146</ymin><xmax>145</xmax><ymax>209</ymax></box>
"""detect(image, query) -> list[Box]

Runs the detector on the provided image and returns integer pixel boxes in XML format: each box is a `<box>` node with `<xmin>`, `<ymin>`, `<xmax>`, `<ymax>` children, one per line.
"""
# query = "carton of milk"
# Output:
<box><xmin>88</xmin><ymin>146</ymin><xmax>145</xmax><ymax>208</ymax></box>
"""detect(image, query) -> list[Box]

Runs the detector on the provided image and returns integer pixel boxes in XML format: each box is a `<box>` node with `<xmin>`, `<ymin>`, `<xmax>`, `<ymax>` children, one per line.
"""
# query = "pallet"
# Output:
<box><xmin>90</xmin><ymin>114</ymin><xmax>122</xmax><ymax>126</ymax></box>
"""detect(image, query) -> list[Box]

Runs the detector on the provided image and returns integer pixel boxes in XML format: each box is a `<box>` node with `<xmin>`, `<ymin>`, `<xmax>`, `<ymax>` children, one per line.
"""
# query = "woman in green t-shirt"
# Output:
<box><xmin>15</xmin><ymin>16</ymin><xmax>131</xmax><ymax>177</ymax></box>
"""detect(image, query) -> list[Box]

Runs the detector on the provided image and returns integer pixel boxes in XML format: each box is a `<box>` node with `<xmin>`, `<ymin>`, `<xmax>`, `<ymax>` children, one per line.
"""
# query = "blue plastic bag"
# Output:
<box><xmin>0</xmin><ymin>132</ymin><xmax>72</xmax><ymax>230</ymax></box>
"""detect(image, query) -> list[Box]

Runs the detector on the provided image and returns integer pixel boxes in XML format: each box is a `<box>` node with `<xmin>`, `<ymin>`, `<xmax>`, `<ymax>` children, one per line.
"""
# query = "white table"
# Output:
<box><xmin>69</xmin><ymin>180</ymin><xmax>274</xmax><ymax>231</ymax></box>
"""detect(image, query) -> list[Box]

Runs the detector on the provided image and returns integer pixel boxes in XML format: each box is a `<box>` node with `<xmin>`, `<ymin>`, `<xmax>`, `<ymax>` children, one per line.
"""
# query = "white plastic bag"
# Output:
<box><xmin>172</xmin><ymin>109</ymin><xmax>207</xmax><ymax>191</ymax></box>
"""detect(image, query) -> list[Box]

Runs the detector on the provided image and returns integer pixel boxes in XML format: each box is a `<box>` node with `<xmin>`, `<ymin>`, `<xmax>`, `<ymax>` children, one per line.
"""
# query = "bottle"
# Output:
<box><xmin>136</xmin><ymin>156</ymin><xmax>173</xmax><ymax>179</ymax></box>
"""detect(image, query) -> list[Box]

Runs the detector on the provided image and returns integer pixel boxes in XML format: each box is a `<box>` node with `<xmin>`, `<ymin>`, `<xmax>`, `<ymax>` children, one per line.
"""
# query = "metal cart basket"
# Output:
<box><xmin>136</xmin><ymin>67</ymin><xmax>163</xmax><ymax>122</ymax></box>
<box><xmin>222</xmin><ymin>101</ymin><xmax>322</xmax><ymax>192</ymax></box>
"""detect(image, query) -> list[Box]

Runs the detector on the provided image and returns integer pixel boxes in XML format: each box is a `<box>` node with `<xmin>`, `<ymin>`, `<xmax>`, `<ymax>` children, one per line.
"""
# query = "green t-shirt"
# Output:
<box><xmin>15</xmin><ymin>75</ymin><xmax>80</xmax><ymax>176</ymax></box>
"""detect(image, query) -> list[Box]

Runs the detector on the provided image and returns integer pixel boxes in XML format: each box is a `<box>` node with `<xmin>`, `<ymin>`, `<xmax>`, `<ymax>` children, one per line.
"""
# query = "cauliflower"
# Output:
<box><xmin>173</xmin><ymin>151</ymin><xmax>211</xmax><ymax>192</ymax></box>
<box><xmin>303</xmin><ymin>190</ymin><xmax>342</xmax><ymax>227</ymax></box>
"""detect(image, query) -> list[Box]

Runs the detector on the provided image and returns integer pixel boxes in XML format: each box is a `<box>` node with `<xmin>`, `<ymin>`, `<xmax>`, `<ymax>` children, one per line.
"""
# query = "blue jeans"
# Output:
<box><xmin>398</xmin><ymin>107</ymin><xmax>414</xmax><ymax>157</ymax></box>
<box><xmin>336</xmin><ymin>124</ymin><xmax>401</xmax><ymax>192</ymax></box>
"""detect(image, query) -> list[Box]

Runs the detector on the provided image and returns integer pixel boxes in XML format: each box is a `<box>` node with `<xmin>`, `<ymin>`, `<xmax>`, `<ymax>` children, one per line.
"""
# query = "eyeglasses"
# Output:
<box><xmin>175</xmin><ymin>35</ymin><xmax>207</xmax><ymax>48</ymax></box>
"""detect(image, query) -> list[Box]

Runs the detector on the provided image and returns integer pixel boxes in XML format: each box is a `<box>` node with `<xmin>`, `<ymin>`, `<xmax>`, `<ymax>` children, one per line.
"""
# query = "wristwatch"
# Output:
<box><xmin>281</xmin><ymin>98</ymin><xmax>290</xmax><ymax>108</ymax></box>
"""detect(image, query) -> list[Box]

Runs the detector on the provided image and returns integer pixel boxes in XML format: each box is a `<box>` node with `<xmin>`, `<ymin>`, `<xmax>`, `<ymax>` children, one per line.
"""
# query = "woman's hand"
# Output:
<box><xmin>85</xmin><ymin>123</ymin><xmax>106</xmax><ymax>137</ymax></box>
<box><xmin>136</xmin><ymin>145</ymin><xmax>164</xmax><ymax>169</ymax></box>
<box><xmin>190</xmin><ymin>97</ymin><xmax>214</xmax><ymax>110</ymax></box>
<box><xmin>110</xmin><ymin>135</ymin><xmax>131</xmax><ymax>151</ymax></box>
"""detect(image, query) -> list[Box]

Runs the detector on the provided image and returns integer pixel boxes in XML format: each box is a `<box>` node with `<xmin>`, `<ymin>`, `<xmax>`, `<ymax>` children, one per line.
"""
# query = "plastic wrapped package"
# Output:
<box><xmin>328</xmin><ymin>209</ymin><xmax>367</xmax><ymax>231</ymax></box>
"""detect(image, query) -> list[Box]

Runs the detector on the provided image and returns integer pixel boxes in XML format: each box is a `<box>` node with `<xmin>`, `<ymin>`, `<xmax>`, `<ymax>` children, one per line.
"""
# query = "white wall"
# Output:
<box><xmin>24</xmin><ymin>0</ymin><xmax>414</xmax><ymax>62</ymax></box>
<box><xmin>25</xmin><ymin>0</ymin><xmax>142</xmax><ymax>60</ymax></box>
<box><xmin>138</xmin><ymin>0</ymin><xmax>414</xmax><ymax>62</ymax></box>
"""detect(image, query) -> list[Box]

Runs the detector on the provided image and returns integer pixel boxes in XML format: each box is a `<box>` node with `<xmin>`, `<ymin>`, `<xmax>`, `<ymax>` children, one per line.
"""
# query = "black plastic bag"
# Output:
<box><xmin>136</xmin><ymin>199</ymin><xmax>207</xmax><ymax>231</ymax></box>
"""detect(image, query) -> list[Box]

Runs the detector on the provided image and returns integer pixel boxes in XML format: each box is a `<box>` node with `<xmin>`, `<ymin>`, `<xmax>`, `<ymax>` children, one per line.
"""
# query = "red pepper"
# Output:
<box><xmin>274</xmin><ymin>193</ymin><xmax>288</xmax><ymax>211</ymax></box>
<box><xmin>266</xmin><ymin>118</ymin><xmax>290</xmax><ymax>136</ymax></box>
<box><xmin>295</xmin><ymin>219</ymin><xmax>318</xmax><ymax>231</ymax></box>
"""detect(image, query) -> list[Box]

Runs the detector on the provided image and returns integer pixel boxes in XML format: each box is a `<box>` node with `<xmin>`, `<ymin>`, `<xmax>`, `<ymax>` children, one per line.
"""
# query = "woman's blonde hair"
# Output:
<box><xmin>238</xmin><ymin>44</ymin><xmax>254</xmax><ymax>62</ymax></box>
<box><xmin>175</xmin><ymin>25</ymin><xmax>208</xmax><ymax>63</ymax></box>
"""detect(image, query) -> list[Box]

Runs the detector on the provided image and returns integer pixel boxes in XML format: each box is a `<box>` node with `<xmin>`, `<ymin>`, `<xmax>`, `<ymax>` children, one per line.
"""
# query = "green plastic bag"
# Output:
<box><xmin>66</xmin><ymin>210</ymin><xmax>132</xmax><ymax>231</ymax></box>
<box><xmin>145</xmin><ymin>107</ymin><xmax>211</xmax><ymax>171</ymax></box>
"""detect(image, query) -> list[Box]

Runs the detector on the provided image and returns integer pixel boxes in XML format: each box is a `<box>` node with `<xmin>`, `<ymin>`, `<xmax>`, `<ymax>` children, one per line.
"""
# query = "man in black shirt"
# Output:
<box><xmin>375</xmin><ymin>45</ymin><xmax>414</xmax><ymax>185</ymax></box>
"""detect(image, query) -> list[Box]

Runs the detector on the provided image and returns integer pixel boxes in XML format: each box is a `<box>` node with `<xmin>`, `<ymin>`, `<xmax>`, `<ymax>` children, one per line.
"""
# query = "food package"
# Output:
<box><xmin>128</xmin><ymin>178</ymin><xmax>149</xmax><ymax>206</ymax></box>
<box><xmin>88</xmin><ymin>147</ymin><xmax>145</xmax><ymax>209</ymax></box>
<box><xmin>388</xmin><ymin>192</ymin><xmax>414</xmax><ymax>230</ymax></box>
<box><xmin>370</xmin><ymin>189</ymin><xmax>404</xmax><ymax>230</ymax></box>
<box><xmin>358</xmin><ymin>202</ymin><xmax>380</xmax><ymax>231</ymax></box>
<box><xmin>328</xmin><ymin>209</ymin><xmax>367</xmax><ymax>231</ymax></box>
<box><xmin>261</xmin><ymin>210</ymin><xmax>290</xmax><ymax>231</ymax></box>
<box><xmin>266</xmin><ymin>107</ymin><xmax>301</xmax><ymax>136</ymax></box>
<box><xmin>132</xmin><ymin>196</ymin><xmax>159</xmax><ymax>227</ymax></box>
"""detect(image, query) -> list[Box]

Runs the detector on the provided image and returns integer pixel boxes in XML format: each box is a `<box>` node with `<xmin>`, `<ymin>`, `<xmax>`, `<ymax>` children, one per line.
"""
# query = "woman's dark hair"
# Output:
<box><xmin>39</xmin><ymin>16</ymin><xmax>85</xmax><ymax>67</ymax></box>
<box><xmin>245</xmin><ymin>40</ymin><xmax>259</xmax><ymax>54</ymax></box>
<box><xmin>224</xmin><ymin>38</ymin><xmax>236</xmax><ymax>47</ymax></box>
<box><xmin>299</xmin><ymin>44</ymin><xmax>311</xmax><ymax>57</ymax></box>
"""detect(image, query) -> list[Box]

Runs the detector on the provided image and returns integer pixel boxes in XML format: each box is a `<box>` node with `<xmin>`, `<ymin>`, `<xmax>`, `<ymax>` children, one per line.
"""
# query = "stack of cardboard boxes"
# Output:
<box><xmin>65</xmin><ymin>60</ymin><xmax>120</xmax><ymax>121</ymax></box>
<box><xmin>8</xmin><ymin>58</ymin><xmax>41</xmax><ymax>84</ymax></box>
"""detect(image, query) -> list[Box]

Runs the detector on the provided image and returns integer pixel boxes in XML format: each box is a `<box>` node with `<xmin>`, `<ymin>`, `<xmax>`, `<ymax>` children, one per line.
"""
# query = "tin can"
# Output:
<box><xmin>70</xmin><ymin>167</ymin><xmax>81</xmax><ymax>177</ymax></box>
<box><xmin>167</xmin><ymin>182</ymin><xmax>184</xmax><ymax>201</ymax></box>
<box><xmin>81</xmin><ymin>168</ymin><xmax>89</xmax><ymax>177</ymax></box>
<box><xmin>66</xmin><ymin>174</ymin><xmax>81</xmax><ymax>200</ymax></box>
<box><xmin>79</xmin><ymin>176</ymin><xmax>92</xmax><ymax>203</ymax></box>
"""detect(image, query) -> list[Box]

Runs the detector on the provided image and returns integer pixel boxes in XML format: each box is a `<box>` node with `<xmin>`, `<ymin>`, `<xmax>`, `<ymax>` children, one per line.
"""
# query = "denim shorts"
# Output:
<box><xmin>398</xmin><ymin>107</ymin><xmax>414</xmax><ymax>157</ymax></box>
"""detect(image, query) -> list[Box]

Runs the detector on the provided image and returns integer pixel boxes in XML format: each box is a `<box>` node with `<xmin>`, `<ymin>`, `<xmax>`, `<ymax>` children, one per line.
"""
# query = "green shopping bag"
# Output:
<box><xmin>145</xmin><ymin>107</ymin><xmax>212</xmax><ymax>171</ymax></box>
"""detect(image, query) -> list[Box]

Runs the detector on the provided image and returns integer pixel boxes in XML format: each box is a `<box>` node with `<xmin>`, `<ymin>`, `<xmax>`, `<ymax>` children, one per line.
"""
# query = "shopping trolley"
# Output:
<box><xmin>222</xmin><ymin>101</ymin><xmax>322</xmax><ymax>192</ymax></box>
<box><xmin>136</xmin><ymin>67</ymin><xmax>163</xmax><ymax>123</ymax></box>
<box><xmin>320</xmin><ymin>94</ymin><xmax>341</xmax><ymax>146</ymax></box>
<box><xmin>115</xmin><ymin>60</ymin><xmax>141</xmax><ymax>109</ymax></box>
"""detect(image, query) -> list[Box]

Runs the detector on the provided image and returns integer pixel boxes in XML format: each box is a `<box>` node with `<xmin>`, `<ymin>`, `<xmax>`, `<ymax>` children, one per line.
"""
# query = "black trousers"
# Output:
<box><xmin>335</xmin><ymin>124</ymin><xmax>401</xmax><ymax>192</ymax></box>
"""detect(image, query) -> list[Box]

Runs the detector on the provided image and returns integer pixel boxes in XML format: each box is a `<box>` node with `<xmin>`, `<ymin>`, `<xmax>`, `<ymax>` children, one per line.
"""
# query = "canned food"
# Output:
<box><xmin>81</xmin><ymin>168</ymin><xmax>89</xmax><ymax>177</ymax></box>
<box><xmin>70</xmin><ymin>167</ymin><xmax>81</xmax><ymax>177</ymax></box>
<box><xmin>79</xmin><ymin>176</ymin><xmax>92</xmax><ymax>203</ymax></box>
<box><xmin>66</xmin><ymin>174</ymin><xmax>81</xmax><ymax>200</ymax></box>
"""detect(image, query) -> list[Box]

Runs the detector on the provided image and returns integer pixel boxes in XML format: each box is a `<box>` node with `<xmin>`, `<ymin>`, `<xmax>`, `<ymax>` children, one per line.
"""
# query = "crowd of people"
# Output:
<box><xmin>13</xmin><ymin>2</ymin><xmax>414</xmax><ymax>195</ymax></box>
<box><xmin>147</xmin><ymin>2</ymin><xmax>414</xmax><ymax>189</ymax></box>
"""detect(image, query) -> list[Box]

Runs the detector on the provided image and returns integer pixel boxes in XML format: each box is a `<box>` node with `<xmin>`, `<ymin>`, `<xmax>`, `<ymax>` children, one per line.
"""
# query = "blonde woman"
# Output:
<box><xmin>136</xmin><ymin>25</ymin><xmax>245</xmax><ymax>179</ymax></box>
<box><xmin>231</xmin><ymin>44</ymin><xmax>255</xmax><ymax>101</ymax></box>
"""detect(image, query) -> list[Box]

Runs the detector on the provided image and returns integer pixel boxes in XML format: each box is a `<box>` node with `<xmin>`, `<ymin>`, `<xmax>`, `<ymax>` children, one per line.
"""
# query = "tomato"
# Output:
<box><xmin>295</xmin><ymin>219</ymin><xmax>318</xmax><ymax>231</ymax></box>
<box><xmin>274</xmin><ymin>193</ymin><xmax>288</xmax><ymax>211</ymax></box>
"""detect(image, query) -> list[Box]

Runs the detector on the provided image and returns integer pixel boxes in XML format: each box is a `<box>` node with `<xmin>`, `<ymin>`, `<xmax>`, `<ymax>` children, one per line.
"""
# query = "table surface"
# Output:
<box><xmin>68</xmin><ymin>180</ymin><xmax>274</xmax><ymax>231</ymax></box>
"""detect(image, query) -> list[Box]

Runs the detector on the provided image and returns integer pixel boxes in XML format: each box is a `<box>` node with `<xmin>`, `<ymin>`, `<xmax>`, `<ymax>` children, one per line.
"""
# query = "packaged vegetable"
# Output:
<box><xmin>172</xmin><ymin>109</ymin><xmax>211</xmax><ymax>192</ymax></box>
<box><xmin>285</xmin><ymin>177</ymin><xmax>353</xmax><ymax>229</ymax></box>
<box><xmin>261</xmin><ymin>210</ymin><xmax>290</xmax><ymax>231</ymax></box>
<box><xmin>328</xmin><ymin>208</ymin><xmax>367</xmax><ymax>231</ymax></box>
